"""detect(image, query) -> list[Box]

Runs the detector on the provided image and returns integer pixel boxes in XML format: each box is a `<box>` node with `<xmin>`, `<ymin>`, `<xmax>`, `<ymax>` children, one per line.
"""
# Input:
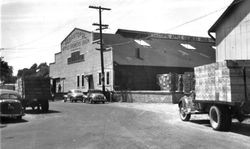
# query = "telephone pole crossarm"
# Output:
<box><xmin>89</xmin><ymin>6</ymin><xmax>111</xmax><ymax>11</ymax></box>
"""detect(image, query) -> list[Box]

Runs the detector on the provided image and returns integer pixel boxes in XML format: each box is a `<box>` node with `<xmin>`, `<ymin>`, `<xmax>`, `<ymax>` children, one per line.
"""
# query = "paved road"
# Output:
<box><xmin>1</xmin><ymin>101</ymin><xmax>250</xmax><ymax>149</ymax></box>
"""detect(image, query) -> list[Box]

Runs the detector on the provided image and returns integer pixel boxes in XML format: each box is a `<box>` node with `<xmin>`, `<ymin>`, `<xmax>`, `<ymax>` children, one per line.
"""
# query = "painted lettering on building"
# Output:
<box><xmin>62</xmin><ymin>30</ymin><xmax>90</xmax><ymax>51</ymax></box>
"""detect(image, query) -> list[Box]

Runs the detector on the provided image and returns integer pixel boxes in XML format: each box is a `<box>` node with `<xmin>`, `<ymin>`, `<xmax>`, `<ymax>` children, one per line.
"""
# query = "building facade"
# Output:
<box><xmin>50</xmin><ymin>28</ymin><xmax>113</xmax><ymax>93</ymax></box>
<box><xmin>50</xmin><ymin>28</ymin><xmax>215</xmax><ymax>93</ymax></box>
<box><xmin>208</xmin><ymin>0</ymin><xmax>250</xmax><ymax>61</ymax></box>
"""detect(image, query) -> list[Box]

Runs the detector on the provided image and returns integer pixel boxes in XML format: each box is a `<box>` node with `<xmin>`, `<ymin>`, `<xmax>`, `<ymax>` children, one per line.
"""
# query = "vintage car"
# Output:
<box><xmin>0</xmin><ymin>89</ymin><xmax>25</xmax><ymax>119</ymax></box>
<box><xmin>64</xmin><ymin>89</ymin><xmax>87</xmax><ymax>102</ymax></box>
<box><xmin>84</xmin><ymin>89</ymin><xmax>107</xmax><ymax>104</ymax></box>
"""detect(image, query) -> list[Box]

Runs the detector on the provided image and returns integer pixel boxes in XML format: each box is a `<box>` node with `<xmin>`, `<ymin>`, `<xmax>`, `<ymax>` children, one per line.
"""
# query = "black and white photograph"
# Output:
<box><xmin>1</xmin><ymin>0</ymin><xmax>250</xmax><ymax>148</ymax></box>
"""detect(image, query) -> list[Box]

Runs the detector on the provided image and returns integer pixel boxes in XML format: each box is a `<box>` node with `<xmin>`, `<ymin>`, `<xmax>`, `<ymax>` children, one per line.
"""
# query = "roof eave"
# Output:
<box><xmin>208</xmin><ymin>0</ymin><xmax>242</xmax><ymax>33</ymax></box>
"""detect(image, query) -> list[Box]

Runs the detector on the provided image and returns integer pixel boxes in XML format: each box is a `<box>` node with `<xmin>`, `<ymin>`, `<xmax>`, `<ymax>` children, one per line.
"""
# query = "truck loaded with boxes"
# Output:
<box><xmin>17</xmin><ymin>76</ymin><xmax>51</xmax><ymax>112</ymax></box>
<box><xmin>178</xmin><ymin>60</ymin><xmax>250</xmax><ymax>131</ymax></box>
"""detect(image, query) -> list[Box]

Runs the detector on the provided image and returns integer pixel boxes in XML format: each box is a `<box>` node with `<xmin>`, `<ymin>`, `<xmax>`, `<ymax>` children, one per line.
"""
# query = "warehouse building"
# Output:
<box><xmin>49</xmin><ymin>28</ymin><xmax>215</xmax><ymax>93</ymax></box>
<box><xmin>208</xmin><ymin>0</ymin><xmax>250</xmax><ymax>61</ymax></box>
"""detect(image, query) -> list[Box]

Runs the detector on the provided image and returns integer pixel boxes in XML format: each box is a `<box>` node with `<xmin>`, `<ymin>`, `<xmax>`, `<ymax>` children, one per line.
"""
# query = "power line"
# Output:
<box><xmin>1</xmin><ymin>44</ymin><xmax>59</xmax><ymax>51</ymax></box>
<box><xmin>1</xmin><ymin>17</ymin><xmax>81</xmax><ymax>50</ymax></box>
<box><xmin>165</xmin><ymin>0</ymin><xmax>242</xmax><ymax>32</ymax></box>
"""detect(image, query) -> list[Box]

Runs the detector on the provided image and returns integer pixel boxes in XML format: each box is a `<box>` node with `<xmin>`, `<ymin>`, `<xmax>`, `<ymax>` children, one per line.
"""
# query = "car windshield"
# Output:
<box><xmin>73</xmin><ymin>90</ymin><xmax>82</xmax><ymax>93</ymax></box>
<box><xmin>89</xmin><ymin>90</ymin><xmax>102</xmax><ymax>94</ymax></box>
<box><xmin>0</xmin><ymin>93</ymin><xmax>19</xmax><ymax>100</ymax></box>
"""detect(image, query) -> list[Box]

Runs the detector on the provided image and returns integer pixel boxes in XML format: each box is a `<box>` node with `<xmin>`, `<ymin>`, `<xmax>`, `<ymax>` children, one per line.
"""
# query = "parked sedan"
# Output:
<box><xmin>64</xmin><ymin>89</ymin><xmax>86</xmax><ymax>102</ymax></box>
<box><xmin>0</xmin><ymin>89</ymin><xmax>25</xmax><ymax>120</ymax></box>
<box><xmin>84</xmin><ymin>89</ymin><xmax>107</xmax><ymax>104</ymax></box>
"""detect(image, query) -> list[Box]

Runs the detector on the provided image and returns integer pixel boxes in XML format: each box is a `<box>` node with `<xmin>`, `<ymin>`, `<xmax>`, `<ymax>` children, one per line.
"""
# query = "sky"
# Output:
<box><xmin>0</xmin><ymin>0</ymin><xmax>233</xmax><ymax>75</ymax></box>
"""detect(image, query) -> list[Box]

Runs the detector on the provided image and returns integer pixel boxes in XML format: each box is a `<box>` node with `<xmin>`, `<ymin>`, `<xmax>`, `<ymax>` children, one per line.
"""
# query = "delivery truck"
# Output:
<box><xmin>178</xmin><ymin>60</ymin><xmax>250</xmax><ymax>131</ymax></box>
<box><xmin>17</xmin><ymin>77</ymin><xmax>51</xmax><ymax>112</ymax></box>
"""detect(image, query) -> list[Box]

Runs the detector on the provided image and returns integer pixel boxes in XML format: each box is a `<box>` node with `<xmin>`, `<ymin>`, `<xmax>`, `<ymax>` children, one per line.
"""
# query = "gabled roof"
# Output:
<box><xmin>208</xmin><ymin>0</ymin><xmax>243</xmax><ymax>32</ymax></box>
<box><xmin>61</xmin><ymin>28</ymin><xmax>91</xmax><ymax>45</ymax></box>
<box><xmin>94</xmin><ymin>29</ymin><xmax>215</xmax><ymax>68</ymax></box>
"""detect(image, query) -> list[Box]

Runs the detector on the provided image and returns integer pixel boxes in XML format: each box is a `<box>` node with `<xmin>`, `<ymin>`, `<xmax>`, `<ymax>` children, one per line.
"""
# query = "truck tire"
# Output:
<box><xmin>179</xmin><ymin>101</ymin><xmax>191</xmax><ymax>121</ymax></box>
<box><xmin>209</xmin><ymin>105</ymin><xmax>231</xmax><ymax>131</ymax></box>
<box><xmin>41</xmin><ymin>100</ymin><xmax>49</xmax><ymax>113</ymax></box>
<box><xmin>16</xmin><ymin>116</ymin><xmax>22</xmax><ymax>120</ymax></box>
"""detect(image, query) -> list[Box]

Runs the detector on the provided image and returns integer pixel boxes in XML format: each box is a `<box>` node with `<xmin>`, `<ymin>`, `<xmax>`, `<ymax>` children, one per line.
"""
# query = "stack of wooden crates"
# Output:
<box><xmin>194</xmin><ymin>60</ymin><xmax>250</xmax><ymax>103</ymax></box>
<box><xmin>182</xmin><ymin>72</ymin><xmax>195</xmax><ymax>93</ymax></box>
<box><xmin>157</xmin><ymin>73</ymin><xmax>177</xmax><ymax>92</ymax></box>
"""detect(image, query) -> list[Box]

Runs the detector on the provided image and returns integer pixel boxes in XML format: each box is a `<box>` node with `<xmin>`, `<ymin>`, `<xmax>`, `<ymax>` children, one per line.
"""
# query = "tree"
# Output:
<box><xmin>0</xmin><ymin>58</ymin><xmax>16</xmax><ymax>83</ymax></box>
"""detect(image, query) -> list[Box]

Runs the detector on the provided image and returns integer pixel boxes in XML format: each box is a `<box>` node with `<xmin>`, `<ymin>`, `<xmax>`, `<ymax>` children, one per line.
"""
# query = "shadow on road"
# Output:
<box><xmin>25</xmin><ymin>109</ymin><xmax>61</xmax><ymax>115</ymax></box>
<box><xmin>190</xmin><ymin>119</ymin><xmax>210</xmax><ymax>127</ymax></box>
<box><xmin>0</xmin><ymin>117</ymin><xmax>28</xmax><ymax>125</ymax></box>
<box><xmin>231</xmin><ymin>122</ymin><xmax>250</xmax><ymax>137</ymax></box>
<box><xmin>190</xmin><ymin>119</ymin><xmax>250</xmax><ymax>136</ymax></box>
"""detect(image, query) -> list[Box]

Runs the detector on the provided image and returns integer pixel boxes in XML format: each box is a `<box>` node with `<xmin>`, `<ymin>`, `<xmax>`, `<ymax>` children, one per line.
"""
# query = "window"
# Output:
<box><xmin>82</xmin><ymin>75</ymin><xmax>84</xmax><ymax>87</ymax></box>
<box><xmin>77</xmin><ymin>75</ymin><xmax>80</xmax><ymax>87</ymax></box>
<box><xmin>98</xmin><ymin>73</ymin><xmax>102</xmax><ymax>85</ymax></box>
<box><xmin>180</xmin><ymin>43</ymin><xmax>196</xmax><ymax>50</ymax></box>
<box><xmin>0</xmin><ymin>94</ymin><xmax>9</xmax><ymax>99</ymax></box>
<box><xmin>67</xmin><ymin>51</ymin><xmax>85</xmax><ymax>64</ymax></box>
<box><xmin>135</xmin><ymin>48</ymin><xmax>141</xmax><ymax>58</ymax></box>
<box><xmin>9</xmin><ymin>94</ymin><xmax>18</xmax><ymax>99</ymax></box>
<box><xmin>106</xmin><ymin>72</ymin><xmax>110</xmax><ymax>85</ymax></box>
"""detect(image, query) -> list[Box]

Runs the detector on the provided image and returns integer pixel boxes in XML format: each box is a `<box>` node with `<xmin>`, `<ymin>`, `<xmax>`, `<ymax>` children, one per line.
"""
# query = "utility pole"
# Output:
<box><xmin>89</xmin><ymin>6</ymin><xmax>111</xmax><ymax>95</ymax></box>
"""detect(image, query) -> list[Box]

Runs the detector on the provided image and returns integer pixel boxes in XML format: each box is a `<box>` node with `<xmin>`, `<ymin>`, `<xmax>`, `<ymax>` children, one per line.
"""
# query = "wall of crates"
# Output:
<box><xmin>195</xmin><ymin>60</ymin><xmax>250</xmax><ymax>103</ymax></box>
<box><xmin>157</xmin><ymin>72</ymin><xmax>195</xmax><ymax>93</ymax></box>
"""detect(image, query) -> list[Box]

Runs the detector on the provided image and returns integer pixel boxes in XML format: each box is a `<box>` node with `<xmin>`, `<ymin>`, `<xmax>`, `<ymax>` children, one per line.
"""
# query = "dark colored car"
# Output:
<box><xmin>64</xmin><ymin>89</ymin><xmax>86</xmax><ymax>102</ymax></box>
<box><xmin>84</xmin><ymin>89</ymin><xmax>107</xmax><ymax>104</ymax></box>
<box><xmin>0</xmin><ymin>89</ymin><xmax>25</xmax><ymax>120</ymax></box>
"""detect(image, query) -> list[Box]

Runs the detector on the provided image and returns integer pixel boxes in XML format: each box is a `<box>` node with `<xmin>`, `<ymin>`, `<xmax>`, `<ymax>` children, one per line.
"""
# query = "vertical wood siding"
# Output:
<box><xmin>216</xmin><ymin>2</ymin><xmax>250</xmax><ymax>61</ymax></box>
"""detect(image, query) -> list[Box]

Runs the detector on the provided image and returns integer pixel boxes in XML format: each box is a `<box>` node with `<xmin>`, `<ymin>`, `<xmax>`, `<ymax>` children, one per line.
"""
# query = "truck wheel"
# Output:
<box><xmin>209</xmin><ymin>105</ymin><xmax>231</xmax><ymax>131</ymax></box>
<box><xmin>179</xmin><ymin>101</ymin><xmax>191</xmax><ymax>121</ymax></box>
<box><xmin>41</xmin><ymin>100</ymin><xmax>49</xmax><ymax>113</ymax></box>
<box><xmin>16</xmin><ymin>116</ymin><xmax>22</xmax><ymax>120</ymax></box>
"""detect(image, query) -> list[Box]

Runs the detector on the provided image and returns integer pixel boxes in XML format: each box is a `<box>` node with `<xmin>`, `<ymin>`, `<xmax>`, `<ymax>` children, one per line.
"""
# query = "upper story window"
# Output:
<box><xmin>68</xmin><ymin>51</ymin><xmax>85</xmax><ymax>64</ymax></box>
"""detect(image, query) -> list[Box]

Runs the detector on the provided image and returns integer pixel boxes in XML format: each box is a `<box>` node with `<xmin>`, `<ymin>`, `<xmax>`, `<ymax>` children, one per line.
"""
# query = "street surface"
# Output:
<box><xmin>1</xmin><ymin>101</ymin><xmax>250</xmax><ymax>149</ymax></box>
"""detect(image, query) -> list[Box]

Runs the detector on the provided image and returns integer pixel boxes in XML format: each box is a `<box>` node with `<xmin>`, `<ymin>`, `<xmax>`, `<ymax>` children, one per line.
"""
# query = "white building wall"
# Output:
<box><xmin>216</xmin><ymin>5</ymin><xmax>250</xmax><ymax>61</ymax></box>
<box><xmin>50</xmin><ymin>29</ymin><xmax>114</xmax><ymax>92</ymax></box>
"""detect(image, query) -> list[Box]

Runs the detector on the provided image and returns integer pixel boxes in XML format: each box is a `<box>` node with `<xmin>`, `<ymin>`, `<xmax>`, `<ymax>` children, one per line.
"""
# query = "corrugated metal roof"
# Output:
<box><xmin>94</xmin><ymin>30</ymin><xmax>215</xmax><ymax>68</ymax></box>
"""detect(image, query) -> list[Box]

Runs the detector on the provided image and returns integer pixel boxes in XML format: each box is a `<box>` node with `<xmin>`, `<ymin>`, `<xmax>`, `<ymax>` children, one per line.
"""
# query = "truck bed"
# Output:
<box><xmin>194</xmin><ymin>60</ymin><xmax>250</xmax><ymax>105</ymax></box>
